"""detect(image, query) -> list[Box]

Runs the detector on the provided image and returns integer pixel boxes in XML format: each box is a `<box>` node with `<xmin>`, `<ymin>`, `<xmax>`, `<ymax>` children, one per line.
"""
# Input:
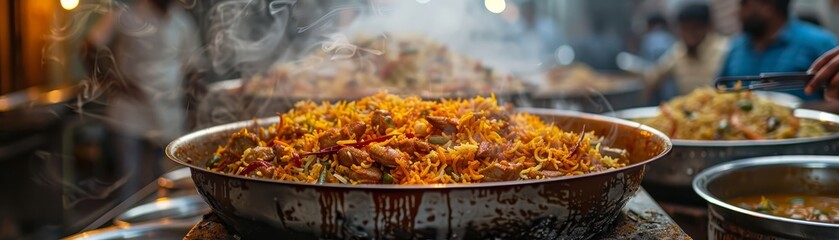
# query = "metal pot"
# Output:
<box><xmin>62</xmin><ymin>221</ymin><xmax>195</xmax><ymax>240</ymax></box>
<box><xmin>113</xmin><ymin>195</ymin><xmax>210</xmax><ymax>226</ymax></box>
<box><xmin>693</xmin><ymin>155</ymin><xmax>839</xmax><ymax>239</ymax></box>
<box><xmin>530</xmin><ymin>73</ymin><xmax>645</xmax><ymax>113</ymax></box>
<box><xmin>166</xmin><ymin>108</ymin><xmax>671</xmax><ymax>239</ymax></box>
<box><xmin>611</xmin><ymin>107</ymin><xmax>839</xmax><ymax>204</ymax></box>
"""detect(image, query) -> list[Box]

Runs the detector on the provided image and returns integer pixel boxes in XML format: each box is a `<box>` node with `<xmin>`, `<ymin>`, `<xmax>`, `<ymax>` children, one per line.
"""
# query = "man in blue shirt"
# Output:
<box><xmin>719</xmin><ymin>0</ymin><xmax>838</xmax><ymax>101</ymax></box>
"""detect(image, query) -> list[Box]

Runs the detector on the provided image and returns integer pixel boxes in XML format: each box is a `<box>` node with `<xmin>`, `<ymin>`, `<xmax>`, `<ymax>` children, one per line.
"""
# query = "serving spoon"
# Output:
<box><xmin>714</xmin><ymin>72</ymin><xmax>822</xmax><ymax>92</ymax></box>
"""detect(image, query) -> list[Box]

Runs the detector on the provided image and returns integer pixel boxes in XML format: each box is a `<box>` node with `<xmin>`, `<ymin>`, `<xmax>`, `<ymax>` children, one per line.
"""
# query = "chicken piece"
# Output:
<box><xmin>336</xmin><ymin>165</ymin><xmax>383</xmax><ymax>184</ymax></box>
<box><xmin>476</xmin><ymin>142</ymin><xmax>496</xmax><ymax>159</ymax></box>
<box><xmin>224</xmin><ymin>129</ymin><xmax>259</xmax><ymax>155</ymax></box>
<box><xmin>241</xmin><ymin>146</ymin><xmax>275</xmax><ymax>164</ymax></box>
<box><xmin>371</xmin><ymin>110</ymin><xmax>394</xmax><ymax>135</ymax></box>
<box><xmin>320</xmin><ymin>122</ymin><xmax>368</xmax><ymax>149</ymax></box>
<box><xmin>318</xmin><ymin>129</ymin><xmax>341</xmax><ymax>148</ymax></box>
<box><xmin>337</xmin><ymin>147</ymin><xmax>373</xmax><ymax>167</ymax></box>
<box><xmin>477</xmin><ymin>142</ymin><xmax>510</xmax><ymax>161</ymax></box>
<box><xmin>425</xmin><ymin>116</ymin><xmax>458</xmax><ymax>134</ymax></box>
<box><xmin>396</xmin><ymin>138</ymin><xmax>433</xmax><ymax>155</ymax></box>
<box><xmin>270</xmin><ymin>142</ymin><xmax>293</xmax><ymax>163</ymax></box>
<box><xmin>478</xmin><ymin>161</ymin><xmax>523</xmax><ymax>182</ymax></box>
<box><xmin>344</xmin><ymin>122</ymin><xmax>368</xmax><ymax>140</ymax></box>
<box><xmin>367</xmin><ymin>144</ymin><xmax>406</xmax><ymax>168</ymax></box>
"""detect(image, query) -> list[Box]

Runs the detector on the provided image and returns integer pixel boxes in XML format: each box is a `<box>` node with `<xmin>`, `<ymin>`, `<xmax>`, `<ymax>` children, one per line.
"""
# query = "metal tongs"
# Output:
<box><xmin>714</xmin><ymin>72</ymin><xmax>819</xmax><ymax>92</ymax></box>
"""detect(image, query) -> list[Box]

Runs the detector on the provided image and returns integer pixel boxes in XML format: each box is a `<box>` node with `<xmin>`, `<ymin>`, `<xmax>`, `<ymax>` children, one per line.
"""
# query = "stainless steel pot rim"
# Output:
<box><xmin>692</xmin><ymin>155</ymin><xmax>839</xmax><ymax>228</ymax></box>
<box><xmin>610</xmin><ymin>107</ymin><xmax>839</xmax><ymax>147</ymax></box>
<box><xmin>158</xmin><ymin>167</ymin><xmax>192</xmax><ymax>189</ymax></box>
<box><xmin>166</xmin><ymin>108</ymin><xmax>672</xmax><ymax>190</ymax></box>
<box><xmin>531</xmin><ymin>80</ymin><xmax>644</xmax><ymax>99</ymax></box>
<box><xmin>114</xmin><ymin>195</ymin><xmax>209</xmax><ymax>226</ymax></box>
<box><xmin>63</xmin><ymin>221</ymin><xmax>196</xmax><ymax>240</ymax></box>
<box><xmin>160</xmin><ymin>167</ymin><xmax>191</xmax><ymax>182</ymax></box>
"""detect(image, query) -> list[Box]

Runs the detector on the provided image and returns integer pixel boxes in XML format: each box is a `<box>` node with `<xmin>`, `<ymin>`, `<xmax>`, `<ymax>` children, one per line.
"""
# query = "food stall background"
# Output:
<box><xmin>1</xmin><ymin>0</ymin><xmax>839</xmax><ymax>238</ymax></box>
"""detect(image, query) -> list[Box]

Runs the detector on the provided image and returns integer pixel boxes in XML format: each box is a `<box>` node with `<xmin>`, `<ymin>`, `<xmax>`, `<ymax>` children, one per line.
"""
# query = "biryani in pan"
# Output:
<box><xmin>207</xmin><ymin>93</ymin><xmax>626</xmax><ymax>184</ymax></box>
<box><xmin>636</xmin><ymin>88</ymin><xmax>826</xmax><ymax>140</ymax></box>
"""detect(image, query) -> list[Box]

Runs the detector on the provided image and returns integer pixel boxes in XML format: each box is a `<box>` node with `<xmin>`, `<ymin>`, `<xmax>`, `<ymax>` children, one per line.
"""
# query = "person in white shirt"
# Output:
<box><xmin>645</xmin><ymin>3</ymin><xmax>729</xmax><ymax>96</ymax></box>
<box><xmin>85</xmin><ymin>0</ymin><xmax>201</xmax><ymax>194</ymax></box>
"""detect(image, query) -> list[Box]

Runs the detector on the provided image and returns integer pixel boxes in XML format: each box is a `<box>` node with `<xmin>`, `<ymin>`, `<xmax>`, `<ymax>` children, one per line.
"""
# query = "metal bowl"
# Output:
<box><xmin>166</xmin><ymin>108</ymin><xmax>671</xmax><ymax>240</ymax></box>
<box><xmin>611</xmin><ymin>106</ymin><xmax>839</xmax><ymax>204</ymax></box>
<box><xmin>113</xmin><ymin>195</ymin><xmax>210</xmax><ymax>226</ymax></box>
<box><xmin>693</xmin><ymin>155</ymin><xmax>839</xmax><ymax>239</ymax></box>
<box><xmin>62</xmin><ymin>221</ymin><xmax>195</xmax><ymax>240</ymax></box>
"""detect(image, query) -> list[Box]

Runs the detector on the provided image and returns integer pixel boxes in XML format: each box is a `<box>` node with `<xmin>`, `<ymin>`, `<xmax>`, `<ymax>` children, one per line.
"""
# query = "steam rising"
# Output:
<box><xmin>32</xmin><ymin>1</ymin><xmax>623</xmax><ymax>213</ymax></box>
<box><xmin>194</xmin><ymin>0</ymin><xmax>551</xmax><ymax>124</ymax></box>
<box><xmin>207</xmin><ymin>0</ymin><xmax>293</xmax><ymax>76</ymax></box>
<box><xmin>339</xmin><ymin>0</ymin><xmax>541</xmax><ymax>74</ymax></box>
<box><xmin>31</xmin><ymin>152</ymin><xmax>132</xmax><ymax>208</ymax></box>
<box><xmin>41</xmin><ymin>0</ymin><xmax>626</xmax><ymax>140</ymax></box>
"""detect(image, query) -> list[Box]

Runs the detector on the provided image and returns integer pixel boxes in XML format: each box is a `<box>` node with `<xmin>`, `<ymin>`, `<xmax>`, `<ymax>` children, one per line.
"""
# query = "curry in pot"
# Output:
<box><xmin>729</xmin><ymin>194</ymin><xmax>839</xmax><ymax>223</ymax></box>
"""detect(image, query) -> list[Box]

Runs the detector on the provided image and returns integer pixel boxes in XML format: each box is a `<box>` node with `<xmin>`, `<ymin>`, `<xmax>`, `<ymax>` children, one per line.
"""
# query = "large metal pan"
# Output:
<box><xmin>612</xmin><ymin>106</ymin><xmax>839</xmax><ymax>204</ymax></box>
<box><xmin>166</xmin><ymin>108</ymin><xmax>671</xmax><ymax>239</ymax></box>
<box><xmin>529</xmin><ymin>73</ymin><xmax>645</xmax><ymax>113</ymax></box>
<box><xmin>693</xmin><ymin>155</ymin><xmax>839</xmax><ymax>239</ymax></box>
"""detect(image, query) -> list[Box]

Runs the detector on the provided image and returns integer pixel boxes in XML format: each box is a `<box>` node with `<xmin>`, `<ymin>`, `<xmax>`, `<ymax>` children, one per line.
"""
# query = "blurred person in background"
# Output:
<box><xmin>640</xmin><ymin>14</ymin><xmax>676</xmax><ymax>62</ymax></box>
<box><xmin>796</xmin><ymin>11</ymin><xmax>823</xmax><ymax>26</ymax></box>
<box><xmin>644</xmin><ymin>3</ymin><xmax>729</xmax><ymax>98</ymax></box>
<box><xmin>516</xmin><ymin>0</ymin><xmax>564</xmax><ymax>65</ymax></box>
<box><xmin>719</xmin><ymin>0</ymin><xmax>837</xmax><ymax>101</ymax></box>
<box><xmin>640</xmin><ymin>13</ymin><xmax>677</xmax><ymax>104</ymax></box>
<box><xmin>85</xmin><ymin>0</ymin><xmax>202</xmax><ymax>196</ymax></box>
<box><xmin>572</xmin><ymin>0</ymin><xmax>631</xmax><ymax>70</ymax></box>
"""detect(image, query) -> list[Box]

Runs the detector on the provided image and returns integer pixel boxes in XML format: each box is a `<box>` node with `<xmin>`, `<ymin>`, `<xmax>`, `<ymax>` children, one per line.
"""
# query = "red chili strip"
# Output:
<box><xmin>213</xmin><ymin>153</ymin><xmax>239</xmax><ymax>172</ymax></box>
<box><xmin>568</xmin><ymin>125</ymin><xmax>587</xmax><ymax>158</ymax></box>
<box><xmin>291</xmin><ymin>153</ymin><xmax>302</xmax><ymax>167</ymax></box>
<box><xmin>240</xmin><ymin>160</ymin><xmax>273</xmax><ymax>175</ymax></box>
